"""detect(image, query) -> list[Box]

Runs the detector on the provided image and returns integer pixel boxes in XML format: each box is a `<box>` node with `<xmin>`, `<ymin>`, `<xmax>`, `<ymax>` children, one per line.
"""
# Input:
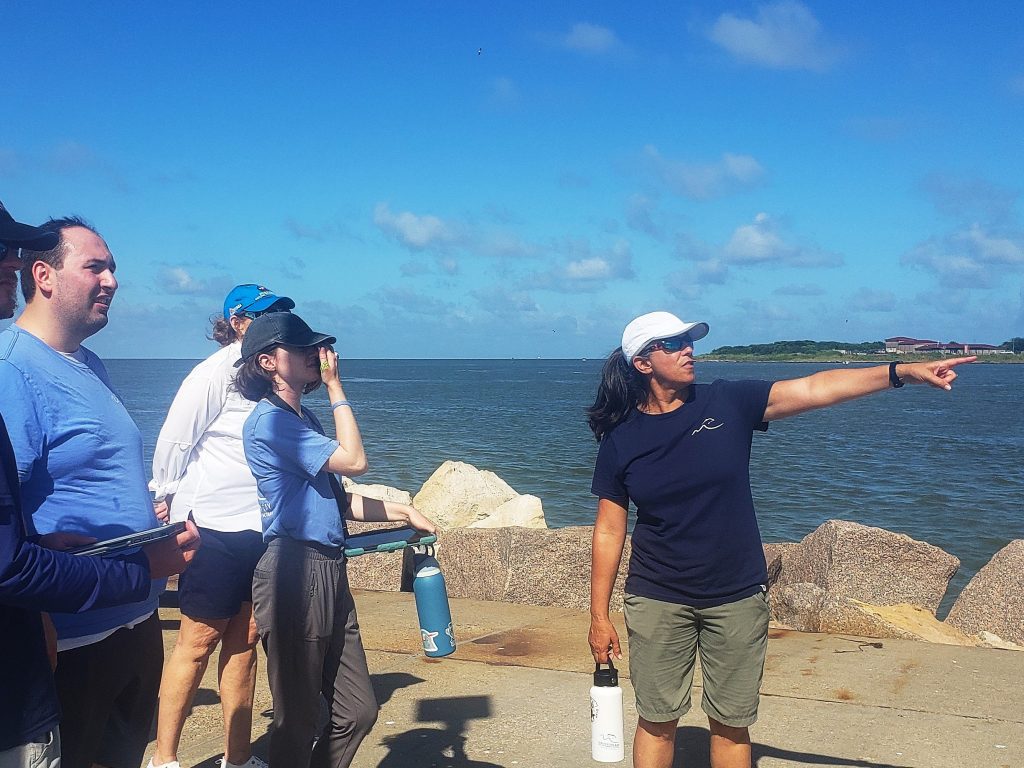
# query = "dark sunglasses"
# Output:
<box><xmin>240</xmin><ymin>306</ymin><xmax>291</xmax><ymax>321</ymax></box>
<box><xmin>645</xmin><ymin>333</ymin><xmax>694</xmax><ymax>355</ymax></box>
<box><xmin>0</xmin><ymin>243</ymin><xmax>17</xmax><ymax>260</ymax></box>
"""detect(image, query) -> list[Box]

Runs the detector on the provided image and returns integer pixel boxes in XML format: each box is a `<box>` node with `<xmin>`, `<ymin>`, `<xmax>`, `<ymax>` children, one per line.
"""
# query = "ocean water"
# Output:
<box><xmin>110</xmin><ymin>358</ymin><xmax>1022</xmax><ymax>611</ymax></box>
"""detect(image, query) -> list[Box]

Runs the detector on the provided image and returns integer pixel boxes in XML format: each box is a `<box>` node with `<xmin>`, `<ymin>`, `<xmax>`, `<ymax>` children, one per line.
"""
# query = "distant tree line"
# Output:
<box><xmin>1001</xmin><ymin>337</ymin><xmax>1024</xmax><ymax>352</ymax></box>
<box><xmin>708</xmin><ymin>340</ymin><xmax>884</xmax><ymax>356</ymax></box>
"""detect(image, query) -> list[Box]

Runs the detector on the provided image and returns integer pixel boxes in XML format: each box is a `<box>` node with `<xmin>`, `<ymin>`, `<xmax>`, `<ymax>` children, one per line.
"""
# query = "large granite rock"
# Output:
<box><xmin>345</xmin><ymin>525</ymin><xmax>630</xmax><ymax>612</ymax></box>
<box><xmin>345</xmin><ymin>520</ymin><xmax>411</xmax><ymax>592</ymax></box>
<box><xmin>770</xmin><ymin>582</ymin><xmax>825</xmax><ymax>631</ymax></box>
<box><xmin>468</xmin><ymin>494</ymin><xmax>545</xmax><ymax>529</ymax></box>
<box><xmin>945</xmin><ymin>540</ymin><xmax>1024</xmax><ymax>646</ymax></box>
<box><xmin>436</xmin><ymin>526</ymin><xmax>628</xmax><ymax>611</ymax></box>
<box><xmin>773</xmin><ymin>520</ymin><xmax>959</xmax><ymax>614</ymax></box>
<box><xmin>413</xmin><ymin>460</ymin><xmax>547</xmax><ymax>529</ymax></box>
<box><xmin>817</xmin><ymin>598</ymin><xmax>978</xmax><ymax>646</ymax></box>
<box><xmin>763</xmin><ymin>542</ymin><xmax>798</xmax><ymax>590</ymax></box>
<box><xmin>342</xmin><ymin>478</ymin><xmax>413</xmax><ymax>505</ymax></box>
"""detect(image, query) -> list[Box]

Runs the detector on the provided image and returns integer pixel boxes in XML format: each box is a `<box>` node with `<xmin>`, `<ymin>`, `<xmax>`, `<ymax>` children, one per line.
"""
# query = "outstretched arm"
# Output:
<box><xmin>589</xmin><ymin>497</ymin><xmax>627</xmax><ymax>663</ymax></box>
<box><xmin>763</xmin><ymin>357</ymin><xmax>975</xmax><ymax>422</ymax></box>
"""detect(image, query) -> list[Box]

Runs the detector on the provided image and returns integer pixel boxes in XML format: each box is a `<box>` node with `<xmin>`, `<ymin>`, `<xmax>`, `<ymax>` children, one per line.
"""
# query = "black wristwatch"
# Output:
<box><xmin>888</xmin><ymin>361</ymin><xmax>904</xmax><ymax>389</ymax></box>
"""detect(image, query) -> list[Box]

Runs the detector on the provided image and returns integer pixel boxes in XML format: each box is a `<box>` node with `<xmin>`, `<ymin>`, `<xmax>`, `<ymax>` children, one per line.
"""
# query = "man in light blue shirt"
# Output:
<box><xmin>0</xmin><ymin>217</ymin><xmax>171</xmax><ymax>768</ymax></box>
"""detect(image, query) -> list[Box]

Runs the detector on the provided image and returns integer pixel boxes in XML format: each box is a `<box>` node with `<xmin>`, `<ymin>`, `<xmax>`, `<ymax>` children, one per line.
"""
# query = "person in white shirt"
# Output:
<box><xmin>147</xmin><ymin>285</ymin><xmax>294</xmax><ymax>768</ymax></box>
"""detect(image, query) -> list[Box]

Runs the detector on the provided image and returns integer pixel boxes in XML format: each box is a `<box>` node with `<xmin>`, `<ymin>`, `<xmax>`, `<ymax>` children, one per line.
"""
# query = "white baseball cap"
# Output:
<box><xmin>621</xmin><ymin>311</ymin><xmax>709</xmax><ymax>361</ymax></box>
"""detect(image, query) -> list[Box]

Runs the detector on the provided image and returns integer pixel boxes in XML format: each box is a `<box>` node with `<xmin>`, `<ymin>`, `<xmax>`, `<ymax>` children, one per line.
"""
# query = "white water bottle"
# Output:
<box><xmin>590</xmin><ymin>660</ymin><xmax>624</xmax><ymax>762</ymax></box>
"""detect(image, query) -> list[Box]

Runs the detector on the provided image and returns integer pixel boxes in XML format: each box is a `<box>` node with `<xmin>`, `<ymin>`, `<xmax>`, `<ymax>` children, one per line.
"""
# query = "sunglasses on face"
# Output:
<box><xmin>645</xmin><ymin>333</ymin><xmax>694</xmax><ymax>355</ymax></box>
<box><xmin>0</xmin><ymin>244</ymin><xmax>18</xmax><ymax>261</ymax></box>
<box><xmin>240</xmin><ymin>307</ymin><xmax>291</xmax><ymax>321</ymax></box>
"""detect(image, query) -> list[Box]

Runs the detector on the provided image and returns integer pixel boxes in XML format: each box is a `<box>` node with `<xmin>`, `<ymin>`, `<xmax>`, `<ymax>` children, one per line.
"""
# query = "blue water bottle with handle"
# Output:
<box><xmin>412</xmin><ymin>545</ymin><xmax>456</xmax><ymax>657</ymax></box>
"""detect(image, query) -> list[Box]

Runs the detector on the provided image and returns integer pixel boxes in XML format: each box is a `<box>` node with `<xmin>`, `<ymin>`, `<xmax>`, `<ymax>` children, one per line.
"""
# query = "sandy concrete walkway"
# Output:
<box><xmin>146</xmin><ymin>590</ymin><xmax>1022</xmax><ymax>768</ymax></box>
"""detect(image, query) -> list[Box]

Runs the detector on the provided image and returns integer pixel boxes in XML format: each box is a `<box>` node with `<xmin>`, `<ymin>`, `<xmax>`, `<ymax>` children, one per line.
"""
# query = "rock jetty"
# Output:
<box><xmin>342</xmin><ymin>461</ymin><xmax>1022</xmax><ymax>650</ymax></box>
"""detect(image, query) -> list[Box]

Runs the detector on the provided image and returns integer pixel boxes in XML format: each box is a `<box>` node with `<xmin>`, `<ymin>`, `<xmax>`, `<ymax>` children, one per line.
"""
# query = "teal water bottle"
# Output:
<box><xmin>412</xmin><ymin>548</ymin><xmax>456</xmax><ymax>657</ymax></box>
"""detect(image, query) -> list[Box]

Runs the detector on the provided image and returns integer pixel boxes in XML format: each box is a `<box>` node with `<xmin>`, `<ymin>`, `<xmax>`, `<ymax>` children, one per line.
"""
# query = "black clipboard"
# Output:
<box><xmin>343</xmin><ymin>526</ymin><xmax>437</xmax><ymax>557</ymax></box>
<box><xmin>69</xmin><ymin>522</ymin><xmax>186</xmax><ymax>556</ymax></box>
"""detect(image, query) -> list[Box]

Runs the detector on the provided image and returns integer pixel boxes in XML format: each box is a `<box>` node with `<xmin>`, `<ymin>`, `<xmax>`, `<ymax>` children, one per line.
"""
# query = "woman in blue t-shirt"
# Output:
<box><xmin>586</xmin><ymin>310</ymin><xmax>973</xmax><ymax>768</ymax></box>
<box><xmin>234</xmin><ymin>312</ymin><xmax>436</xmax><ymax>768</ymax></box>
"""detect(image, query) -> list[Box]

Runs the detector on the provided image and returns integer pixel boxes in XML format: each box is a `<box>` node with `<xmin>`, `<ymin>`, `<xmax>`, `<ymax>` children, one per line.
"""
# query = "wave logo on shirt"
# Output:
<box><xmin>258</xmin><ymin>496</ymin><xmax>272</xmax><ymax>519</ymax></box>
<box><xmin>691</xmin><ymin>418</ymin><xmax>724</xmax><ymax>436</ymax></box>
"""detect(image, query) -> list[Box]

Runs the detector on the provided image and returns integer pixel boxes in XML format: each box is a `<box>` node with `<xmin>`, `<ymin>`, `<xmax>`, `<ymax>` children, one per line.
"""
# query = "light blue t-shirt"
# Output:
<box><xmin>243</xmin><ymin>396</ymin><xmax>345</xmax><ymax>547</ymax></box>
<box><xmin>0</xmin><ymin>326</ymin><xmax>162</xmax><ymax>640</ymax></box>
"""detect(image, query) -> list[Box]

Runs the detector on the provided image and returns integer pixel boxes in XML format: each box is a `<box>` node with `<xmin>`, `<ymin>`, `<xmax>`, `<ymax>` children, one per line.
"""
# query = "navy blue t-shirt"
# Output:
<box><xmin>591</xmin><ymin>379</ymin><xmax>773</xmax><ymax>608</ymax></box>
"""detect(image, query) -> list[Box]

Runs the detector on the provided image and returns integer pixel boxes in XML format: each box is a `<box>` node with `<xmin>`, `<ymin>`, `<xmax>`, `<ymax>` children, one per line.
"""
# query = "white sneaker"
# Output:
<box><xmin>217</xmin><ymin>757</ymin><xmax>269</xmax><ymax>768</ymax></box>
<box><xmin>146</xmin><ymin>760</ymin><xmax>181</xmax><ymax>768</ymax></box>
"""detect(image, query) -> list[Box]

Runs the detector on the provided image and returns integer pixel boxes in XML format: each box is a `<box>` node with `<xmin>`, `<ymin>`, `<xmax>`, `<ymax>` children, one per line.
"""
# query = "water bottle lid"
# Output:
<box><xmin>593</xmin><ymin>659</ymin><xmax>618</xmax><ymax>687</ymax></box>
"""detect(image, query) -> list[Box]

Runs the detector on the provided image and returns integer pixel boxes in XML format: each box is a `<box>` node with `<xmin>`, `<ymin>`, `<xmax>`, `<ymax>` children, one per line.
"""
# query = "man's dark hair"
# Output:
<box><xmin>20</xmin><ymin>216</ymin><xmax>102</xmax><ymax>302</ymax></box>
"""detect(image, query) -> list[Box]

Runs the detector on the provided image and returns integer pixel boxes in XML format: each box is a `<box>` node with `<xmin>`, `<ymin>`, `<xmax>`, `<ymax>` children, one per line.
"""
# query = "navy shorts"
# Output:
<box><xmin>178</xmin><ymin>527</ymin><xmax>267</xmax><ymax>620</ymax></box>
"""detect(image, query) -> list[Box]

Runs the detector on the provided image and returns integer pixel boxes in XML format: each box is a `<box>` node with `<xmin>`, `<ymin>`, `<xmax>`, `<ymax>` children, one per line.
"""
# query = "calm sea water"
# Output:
<box><xmin>110</xmin><ymin>358</ymin><xmax>1022</xmax><ymax>611</ymax></box>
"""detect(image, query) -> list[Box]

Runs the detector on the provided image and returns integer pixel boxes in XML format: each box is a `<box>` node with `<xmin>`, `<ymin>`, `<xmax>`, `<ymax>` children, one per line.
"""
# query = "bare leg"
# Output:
<box><xmin>708</xmin><ymin>717</ymin><xmax>751</xmax><ymax>768</ymax></box>
<box><xmin>218</xmin><ymin>603</ymin><xmax>260</xmax><ymax>765</ymax></box>
<box><xmin>150</xmin><ymin>616</ymin><xmax>228</xmax><ymax>765</ymax></box>
<box><xmin>633</xmin><ymin>717</ymin><xmax>677</xmax><ymax>768</ymax></box>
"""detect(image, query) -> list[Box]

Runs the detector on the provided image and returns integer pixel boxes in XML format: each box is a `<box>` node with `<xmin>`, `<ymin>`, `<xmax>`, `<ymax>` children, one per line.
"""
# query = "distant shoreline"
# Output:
<box><xmin>699</xmin><ymin>353</ymin><xmax>1023</xmax><ymax>364</ymax></box>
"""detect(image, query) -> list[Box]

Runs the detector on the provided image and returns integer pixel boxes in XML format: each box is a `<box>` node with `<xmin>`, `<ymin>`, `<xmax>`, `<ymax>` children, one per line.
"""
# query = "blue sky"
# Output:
<box><xmin>3</xmin><ymin>1</ymin><xmax>1023</xmax><ymax>358</ymax></box>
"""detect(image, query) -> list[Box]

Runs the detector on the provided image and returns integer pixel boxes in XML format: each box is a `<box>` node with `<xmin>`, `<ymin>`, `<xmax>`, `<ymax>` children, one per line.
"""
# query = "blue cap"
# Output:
<box><xmin>223</xmin><ymin>284</ymin><xmax>295</xmax><ymax>320</ymax></box>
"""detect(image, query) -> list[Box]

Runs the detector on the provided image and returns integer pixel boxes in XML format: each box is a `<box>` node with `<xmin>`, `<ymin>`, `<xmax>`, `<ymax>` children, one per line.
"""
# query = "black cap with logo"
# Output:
<box><xmin>238</xmin><ymin>312</ymin><xmax>336</xmax><ymax>363</ymax></box>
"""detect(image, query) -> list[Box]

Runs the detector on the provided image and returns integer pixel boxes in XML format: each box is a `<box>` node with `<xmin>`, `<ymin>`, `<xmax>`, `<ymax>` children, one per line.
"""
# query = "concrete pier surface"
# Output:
<box><xmin>149</xmin><ymin>590</ymin><xmax>1022</xmax><ymax>768</ymax></box>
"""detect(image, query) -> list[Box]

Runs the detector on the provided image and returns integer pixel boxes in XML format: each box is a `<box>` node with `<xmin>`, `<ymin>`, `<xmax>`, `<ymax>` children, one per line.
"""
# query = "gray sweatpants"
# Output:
<box><xmin>252</xmin><ymin>538</ymin><xmax>378</xmax><ymax>768</ymax></box>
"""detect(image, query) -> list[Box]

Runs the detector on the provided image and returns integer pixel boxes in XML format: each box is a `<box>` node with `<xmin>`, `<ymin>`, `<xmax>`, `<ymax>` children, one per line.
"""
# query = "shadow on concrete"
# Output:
<box><xmin>371</xmin><ymin>671</ymin><xmax>426</xmax><ymax>706</ymax></box>
<box><xmin>675</xmin><ymin>726</ymin><xmax>914</xmax><ymax>767</ymax></box>
<box><xmin>375</xmin><ymin>695</ymin><xmax>501</xmax><ymax>768</ymax></box>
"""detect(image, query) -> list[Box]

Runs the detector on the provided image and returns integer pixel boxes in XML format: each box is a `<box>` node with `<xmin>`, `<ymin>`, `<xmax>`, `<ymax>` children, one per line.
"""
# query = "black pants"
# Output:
<box><xmin>53</xmin><ymin>611</ymin><xmax>163</xmax><ymax>768</ymax></box>
<box><xmin>253</xmin><ymin>539</ymin><xmax>378</xmax><ymax>768</ymax></box>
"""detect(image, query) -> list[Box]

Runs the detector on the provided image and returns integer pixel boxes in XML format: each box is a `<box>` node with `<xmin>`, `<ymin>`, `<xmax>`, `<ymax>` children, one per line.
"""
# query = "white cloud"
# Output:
<box><xmin>707</xmin><ymin>0</ymin><xmax>841</xmax><ymax>72</ymax></box>
<box><xmin>723</xmin><ymin>212</ymin><xmax>842</xmax><ymax>267</ymax></box>
<box><xmin>903</xmin><ymin>224</ymin><xmax>1024</xmax><ymax>287</ymax></box>
<box><xmin>374</xmin><ymin>203</ymin><xmax>462</xmax><ymax>251</ymax></box>
<box><xmin>157</xmin><ymin>267</ymin><xmax>226</xmax><ymax>296</ymax></box>
<box><xmin>562</xmin><ymin>22</ymin><xmax>622</xmax><ymax>54</ymax></box>
<box><xmin>565</xmin><ymin>257</ymin><xmax>612</xmax><ymax>280</ymax></box>
<box><xmin>641</xmin><ymin>146</ymin><xmax>764</xmax><ymax>200</ymax></box>
<box><xmin>523</xmin><ymin>238</ymin><xmax>635</xmax><ymax>293</ymax></box>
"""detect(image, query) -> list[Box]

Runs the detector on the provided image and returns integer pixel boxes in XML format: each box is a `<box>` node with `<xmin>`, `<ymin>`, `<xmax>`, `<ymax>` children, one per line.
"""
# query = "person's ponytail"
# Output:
<box><xmin>586</xmin><ymin>348</ymin><xmax>649</xmax><ymax>441</ymax></box>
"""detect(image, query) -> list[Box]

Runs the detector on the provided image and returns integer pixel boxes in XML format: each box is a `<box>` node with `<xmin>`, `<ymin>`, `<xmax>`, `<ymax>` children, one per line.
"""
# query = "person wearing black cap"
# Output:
<box><xmin>0</xmin><ymin>202</ymin><xmax>200</xmax><ymax>768</ymax></box>
<box><xmin>146</xmin><ymin>284</ymin><xmax>295</xmax><ymax>768</ymax></box>
<box><xmin>234</xmin><ymin>312</ymin><xmax>436</xmax><ymax>768</ymax></box>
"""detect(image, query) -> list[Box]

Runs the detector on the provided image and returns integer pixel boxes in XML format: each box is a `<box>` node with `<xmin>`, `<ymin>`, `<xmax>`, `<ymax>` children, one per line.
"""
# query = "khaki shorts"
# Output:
<box><xmin>624</xmin><ymin>591</ymin><xmax>769</xmax><ymax>727</ymax></box>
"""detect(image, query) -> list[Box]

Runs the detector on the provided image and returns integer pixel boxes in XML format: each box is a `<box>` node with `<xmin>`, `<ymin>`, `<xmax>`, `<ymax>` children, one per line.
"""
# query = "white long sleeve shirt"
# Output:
<box><xmin>149</xmin><ymin>341</ymin><xmax>261</xmax><ymax>532</ymax></box>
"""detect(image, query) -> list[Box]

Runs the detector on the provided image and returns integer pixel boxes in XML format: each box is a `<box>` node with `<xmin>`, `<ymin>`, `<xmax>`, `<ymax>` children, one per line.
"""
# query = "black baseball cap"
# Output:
<box><xmin>0</xmin><ymin>200</ymin><xmax>59</xmax><ymax>250</ymax></box>
<box><xmin>238</xmin><ymin>312</ymin><xmax>336</xmax><ymax>363</ymax></box>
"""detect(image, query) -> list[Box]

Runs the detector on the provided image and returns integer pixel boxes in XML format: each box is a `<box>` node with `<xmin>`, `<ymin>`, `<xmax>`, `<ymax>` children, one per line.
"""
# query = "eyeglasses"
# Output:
<box><xmin>0</xmin><ymin>244</ymin><xmax>18</xmax><ymax>261</ymax></box>
<box><xmin>645</xmin><ymin>333</ymin><xmax>694</xmax><ymax>355</ymax></box>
